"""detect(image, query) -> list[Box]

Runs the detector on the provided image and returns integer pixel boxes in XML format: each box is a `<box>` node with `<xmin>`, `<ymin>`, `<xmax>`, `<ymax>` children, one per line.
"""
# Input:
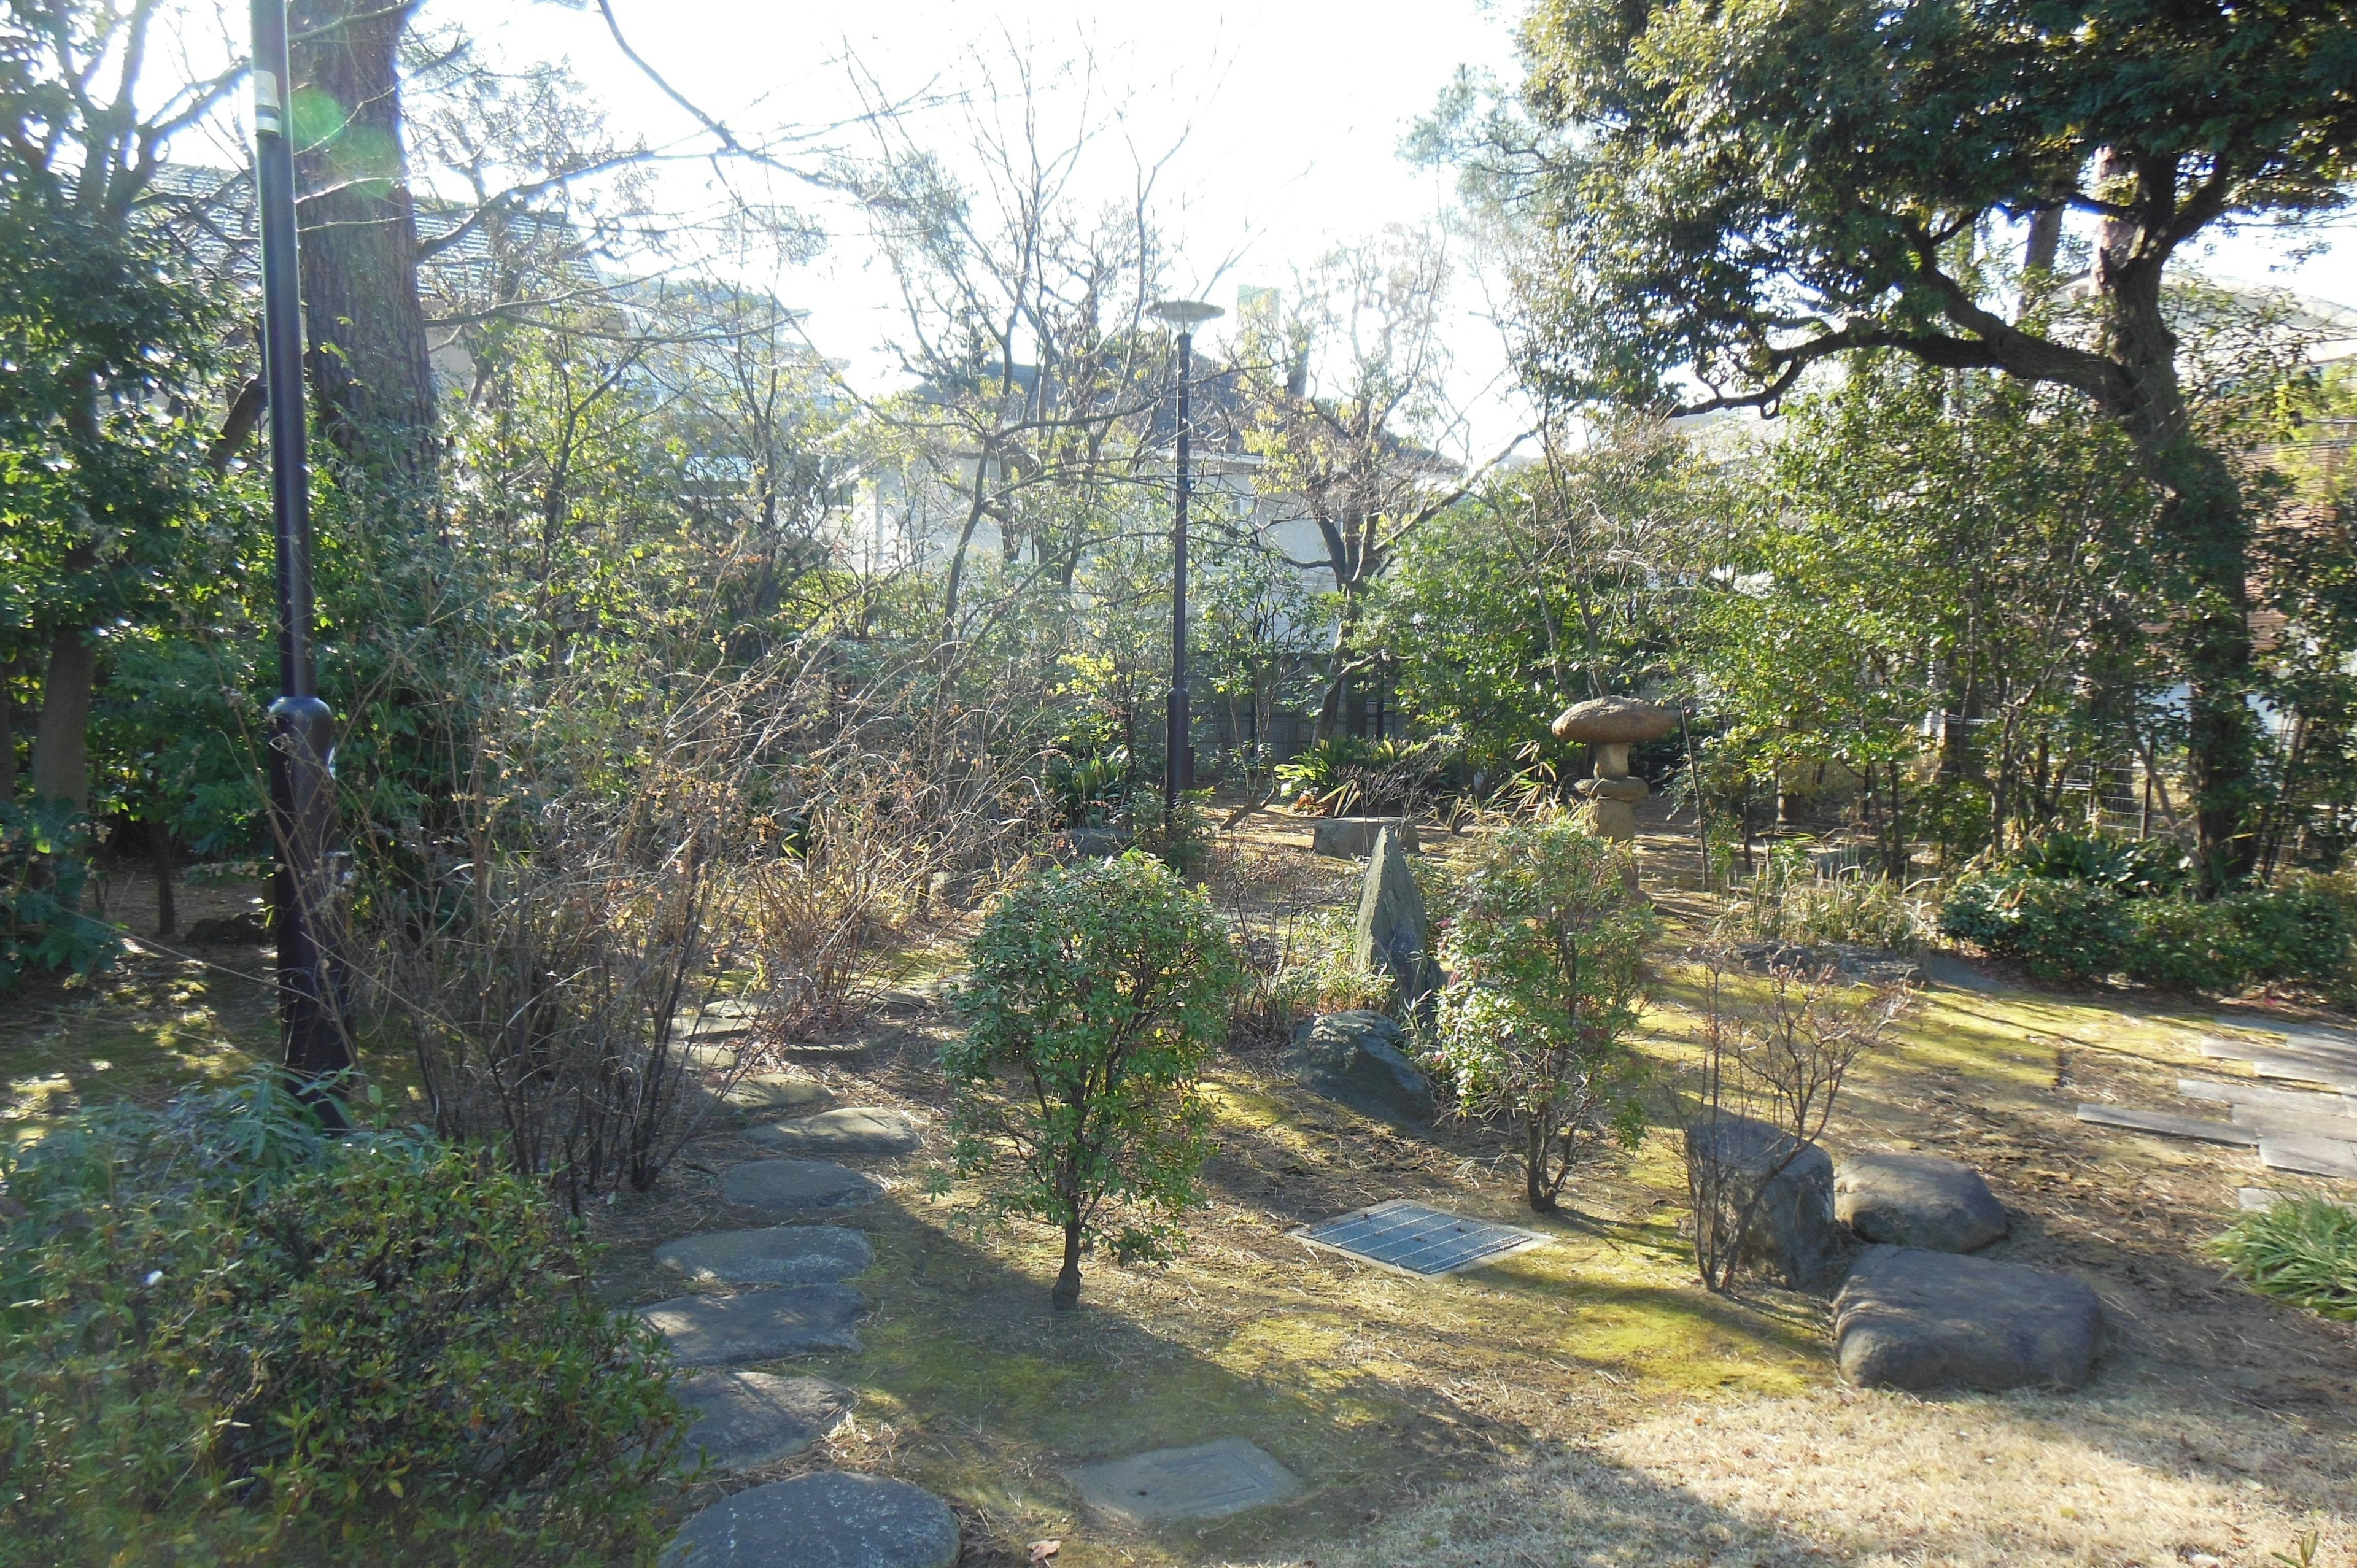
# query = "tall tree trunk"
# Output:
<box><xmin>291</xmin><ymin>0</ymin><xmax>437</xmax><ymax>486</ymax></box>
<box><xmin>149</xmin><ymin>817</ymin><xmax>177</xmax><ymax>939</ymax></box>
<box><xmin>29</xmin><ymin>631</ymin><xmax>96</xmax><ymax>813</ymax></box>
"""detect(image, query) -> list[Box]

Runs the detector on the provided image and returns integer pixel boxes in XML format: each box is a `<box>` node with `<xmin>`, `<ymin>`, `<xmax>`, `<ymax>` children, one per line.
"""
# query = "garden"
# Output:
<box><xmin>6</xmin><ymin>0</ymin><xmax>2357</xmax><ymax>1563</ymax></box>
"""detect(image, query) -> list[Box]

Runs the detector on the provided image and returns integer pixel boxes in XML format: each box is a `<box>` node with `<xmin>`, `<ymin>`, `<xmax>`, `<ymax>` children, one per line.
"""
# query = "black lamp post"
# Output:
<box><xmin>1148</xmin><ymin>298</ymin><xmax>1221</xmax><ymax>828</ymax></box>
<box><xmin>251</xmin><ymin>0</ymin><xmax>351</xmax><ymax>1124</ymax></box>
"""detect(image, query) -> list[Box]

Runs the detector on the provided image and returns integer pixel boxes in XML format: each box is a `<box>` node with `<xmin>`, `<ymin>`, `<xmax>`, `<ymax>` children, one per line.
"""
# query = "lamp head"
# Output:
<box><xmin>1149</xmin><ymin>299</ymin><xmax>1223</xmax><ymax>330</ymax></box>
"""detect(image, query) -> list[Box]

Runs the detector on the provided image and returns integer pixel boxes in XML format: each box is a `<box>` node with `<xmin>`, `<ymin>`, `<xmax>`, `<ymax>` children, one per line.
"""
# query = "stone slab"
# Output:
<box><xmin>723</xmin><ymin>1160</ymin><xmax>889</xmax><ymax>1216</ymax></box>
<box><xmin>2230</xmin><ymin>1102</ymin><xmax>2357</xmax><ymax>1142</ymax></box>
<box><xmin>638</xmin><ymin>1286</ymin><xmax>869</xmax><ymax>1365</ymax></box>
<box><xmin>1309</xmin><ymin>816</ymin><xmax>1420</xmax><ymax>859</ymax></box>
<box><xmin>1066</xmin><ymin>1437</ymin><xmax>1301</xmax><ymax>1526</ymax></box>
<box><xmin>1352</xmin><ymin>828</ymin><xmax>1441</xmax><ymax>1012</ymax></box>
<box><xmin>656</xmin><ymin>1226</ymin><xmax>875</xmax><ymax>1286</ymax></box>
<box><xmin>676</xmin><ymin>1370</ymin><xmax>856</xmax><ymax>1471</ymax></box>
<box><xmin>2075</xmin><ymin>1104</ymin><xmax>2259</xmax><ymax>1147</ymax></box>
<box><xmin>2239</xmin><ymin>1187</ymin><xmax>2281</xmax><ymax>1212</ymax></box>
<box><xmin>2212</xmin><ymin>1014</ymin><xmax>2357</xmax><ymax>1051</ymax></box>
<box><xmin>1835</xmin><ymin>1245</ymin><xmax>2104</xmax><ymax>1392</ymax></box>
<box><xmin>2178</xmin><ymin>1078</ymin><xmax>2356</xmax><ymax>1119</ymax></box>
<box><xmin>2259</xmin><ymin>1134</ymin><xmax>2357</xmax><ymax>1180</ymax></box>
<box><xmin>2200</xmin><ymin>1033</ymin><xmax>2357</xmax><ymax>1072</ymax></box>
<box><xmin>2248</xmin><ymin>1054</ymin><xmax>2357</xmax><ymax>1092</ymax></box>
<box><xmin>747</xmin><ymin>1107</ymin><xmax>923</xmax><ymax>1156</ymax></box>
<box><xmin>726</xmin><ymin>1072</ymin><xmax>832</xmax><ymax>1114</ymax></box>
<box><xmin>1834</xmin><ymin>1153</ymin><xmax>2008</xmax><ymax>1253</ymax></box>
<box><xmin>663</xmin><ymin>1472</ymin><xmax>959</xmax><ymax>1568</ymax></box>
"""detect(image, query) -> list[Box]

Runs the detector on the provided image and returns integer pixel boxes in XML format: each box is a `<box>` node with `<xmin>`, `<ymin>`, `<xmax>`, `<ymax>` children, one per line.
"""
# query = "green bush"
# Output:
<box><xmin>940</xmin><ymin>851</ymin><xmax>1239</xmax><ymax>1310</ymax></box>
<box><xmin>2224</xmin><ymin>881</ymin><xmax>2355</xmax><ymax>986</ymax></box>
<box><xmin>0</xmin><ymin>1076</ymin><xmax>686</xmax><ymax>1566</ymax></box>
<box><xmin>1431</xmin><ymin>820</ymin><xmax>1658</xmax><ymax>1212</ymax></box>
<box><xmin>1938</xmin><ymin>868</ymin><xmax>2131</xmax><ymax>982</ymax></box>
<box><xmin>2212</xmin><ymin>1196</ymin><xmax>2357</xmax><ymax>1320</ymax></box>
<box><xmin>2008</xmin><ymin>825</ymin><xmax>2193</xmax><ymax>898</ymax></box>
<box><xmin>0</xmin><ymin>798</ymin><xmax>119</xmax><ymax>991</ymax></box>
<box><xmin>2121</xmin><ymin>896</ymin><xmax>2251</xmax><ymax>991</ymax></box>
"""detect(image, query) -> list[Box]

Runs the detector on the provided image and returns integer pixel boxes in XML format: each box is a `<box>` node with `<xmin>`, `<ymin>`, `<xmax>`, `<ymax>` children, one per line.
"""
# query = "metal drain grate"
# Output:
<box><xmin>1290</xmin><ymin>1199</ymin><xmax>1548</xmax><ymax>1277</ymax></box>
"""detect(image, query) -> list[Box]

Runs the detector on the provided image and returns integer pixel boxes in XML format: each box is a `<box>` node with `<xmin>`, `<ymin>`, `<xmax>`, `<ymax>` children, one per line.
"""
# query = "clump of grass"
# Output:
<box><xmin>2212</xmin><ymin>1196</ymin><xmax>2357</xmax><ymax>1319</ymax></box>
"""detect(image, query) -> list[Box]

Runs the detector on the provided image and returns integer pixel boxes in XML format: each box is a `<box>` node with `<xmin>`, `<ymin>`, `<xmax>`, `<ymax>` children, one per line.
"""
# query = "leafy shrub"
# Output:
<box><xmin>1046</xmin><ymin>744</ymin><xmax>1133</xmax><ymax>829</ymax></box>
<box><xmin>2121</xmin><ymin>897</ymin><xmax>2251</xmax><ymax>991</ymax></box>
<box><xmin>1431</xmin><ymin>821</ymin><xmax>1658</xmax><ymax>1211</ymax></box>
<box><xmin>2224</xmin><ymin>881</ymin><xmax>2355</xmax><ymax>986</ymax></box>
<box><xmin>0</xmin><ymin>1076</ymin><xmax>686</xmax><ymax>1566</ymax></box>
<box><xmin>2212</xmin><ymin>1196</ymin><xmax>2357</xmax><ymax>1320</ymax></box>
<box><xmin>2008</xmin><ymin>825</ymin><xmax>2193</xmax><ymax>898</ymax></box>
<box><xmin>1938</xmin><ymin>868</ymin><xmax>2132</xmax><ymax>982</ymax></box>
<box><xmin>1275</xmin><ymin>736</ymin><xmax>1441</xmax><ymax>817</ymax></box>
<box><xmin>940</xmin><ymin>852</ymin><xmax>1240</xmax><ymax>1308</ymax></box>
<box><xmin>2121</xmin><ymin>885</ymin><xmax>2353</xmax><ymax>993</ymax></box>
<box><xmin>0</xmin><ymin>798</ymin><xmax>118</xmax><ymax>990</ymax></box>
<box><xmin>1716</xmin><ymin>840</ymin><xmax>1932</xmax><ymax>952</ymax></box>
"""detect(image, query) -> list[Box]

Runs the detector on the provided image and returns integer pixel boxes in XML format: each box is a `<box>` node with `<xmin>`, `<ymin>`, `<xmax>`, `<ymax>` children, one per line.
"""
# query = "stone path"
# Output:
<box><xmin>747</xmin><ymin>1108</ymin><xmax>923</xmax><ymax>1156</ymax></box>
<box><xmin>663</xmin><ymin>1472</ymin><xmax>959</xmax><ymax>1567</ymax></box>
<box><xmin>640</xmin><ymin>1285</ymin><xmax>869</xmax><ymax>1364</ymax></box>
<box><xmin>723</xmin><ymin>1159</ymin><xmax>889</xmax><ymax>1215</ymax></box>
<box><xmin>656</xmin><ymin>1225</ymin><xmax>873</xmax><ymax>1286</ymax></box>
<box><xmin>2075</xmin><ymin>1024</ymin><xmax>2357</xmax><ymax>1183</ymax></box>
<box><xmin>675</xmin><ymin>1370</ymin><xmax>856</xmax><ymax>1471</ymax></box>
<box><xmin>2075</xmin><ymin>1103</ymin><xmax>2259</xmax><ymax>1146</ymax></box>
<box><xmin>1066</xmin><ymin>1437</ymin><xmax>1301</xmax><ymax>1526</ymax></box>
<box><xmin>727</xmin><ymin>1072</ymin><xmax>832</xmax><ymax>1114</ymax></box>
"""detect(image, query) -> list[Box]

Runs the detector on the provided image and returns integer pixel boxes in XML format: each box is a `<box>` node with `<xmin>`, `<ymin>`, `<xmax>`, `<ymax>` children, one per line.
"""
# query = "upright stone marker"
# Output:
<box><xmin>1351</xmin><ymin>827</ymin><xmax>1441</xmax><ymax>1013</ymax></box>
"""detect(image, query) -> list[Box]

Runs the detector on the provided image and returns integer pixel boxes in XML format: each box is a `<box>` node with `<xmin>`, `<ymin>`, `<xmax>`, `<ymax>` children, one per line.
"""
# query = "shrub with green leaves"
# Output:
<box><xmin>2008</xmin><ymin>826</ymin><xmax>2194</xmax><ymax>898</ymax></box>
<box><xmin>1938</xmin><ymin>868</ymin><xmax>2132</xmax><ymax>983</ymax></box>
<box><xmin>940</xmin><ymin>851</ymin><xmax>1239</xmax><ymax>1310</ymax></box>
<box><xmin>1431</xmin><ymin>820</ymin><xmax>1658</xmax><ymax>1211</ymax></box>
<box><xmin>2212</xmin><ymin>1196</ymin><xmax>2357</xmax><ymax>1320</ymax></box>
<box><xmin>0</xmin><ymin>798</ymin><xmax>118</xmax><ymax>991</ymax></box>
<box><xmin>0</xmin><ymin>1075</ymin><xmax>686</xmax><ymax>1566</ymax></box>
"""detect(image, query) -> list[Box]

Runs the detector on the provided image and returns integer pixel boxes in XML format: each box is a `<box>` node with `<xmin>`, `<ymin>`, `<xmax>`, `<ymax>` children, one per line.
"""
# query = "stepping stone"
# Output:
<box><xmin>2248</xmin><ymin>1054</ymin><xmax>2357</xmax><ymax>1092</ymax></box>
<box><xmin>1835</xmin><ymin>1245</ymin><xmax>2104</xmax><ymax>1392</ymax></box>
<box><xmin>1835</xmin><ymin>1153</ymin><xmax>2008</xmax><ymax>1253</ymax></box>
<box><xmin>2075</xmin><ymin>1104</ymin><xmax>2259</xmax><ymax>1146</ymax></box>
<box><xmin>748</xmin><ymin>1108</ymin><xmax>922</xmax><ymax>1156</ymax></box>
<box><xmin>1066</xmin><ymin>1437</ymin><xmax>1302</xmax><ymax>1526</ymax></box>
<box><xmin>2259</xmin><ymin>1134</ymin><xmax>2357</xmax><ymax>1180</ymax></box>
<box><xmin>723</xmin><ymin>1160</ymin><xmax>889</xmax><ymax>1216</ymax></box>
<box><xmin>2200</xmin><ymin>1033</ymin><xmax>2357</xmax><ymax>1075</ymax></box>
<box><xmin>675</xmin><ymin>1370</ymin><xmax>855</xmax><ymax>1471</ymax></box>
<box><xmin>656</xmin><ymin>1226</ymin><xmax>874</xmax><ymax>1286</ymax></box>
<box><xmin>638</xmin><ymin>1286</ymin><xmax>869</xmax><ymax>1364</ymax></box>
<box><xmin>1310</xmin><ymin>815</ymin><xmax>1419</xmax><ymax>858</ymax></box>
<box><xmin>663</xmin><ymin>1471</ymin><xmax>958</xmax><ymax>1567</ymax></box>
<box><xmin>2239</xmin><ymin>1187</ymin><xmax>2281</xmax><ymax>1211</ymax></box>
<box><xmin>2178</xmin><ymin>1078</ymin><xmax>2356</xmax><ymax>1118</ymax></box>
<box><xmin>1684</xmin><ymin>1115</ymin><xmax>1846</xmax><ymax>1289</ymax></box>
<box><xmin>2230</xmin><ymin>1102</ymin><xmax>2357</xmax><ymax>1141</ymax></box>
<box><xmin>727</xmin><ymin>1072</ymin><xmax>832</xmax><ymax>1114</ymax></box>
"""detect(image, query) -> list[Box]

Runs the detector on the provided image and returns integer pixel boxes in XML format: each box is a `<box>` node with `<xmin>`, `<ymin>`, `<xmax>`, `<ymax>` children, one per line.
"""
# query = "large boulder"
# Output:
<box><xmin>1683</xmin><ymin>1115</ymin><xmax>1846</xmax><ymax>1289</ymax></box>
<box><xmin>1835</xmin><ymin>1153</ymin><xmax>2008</xmax><ymax>1253</ymax></box>
<box><xmin>1352</xmin><ymin>827</ymin><xmax>1441</xmax><ymax>1014</ymax></box>
<box><xmin>1287</xmin><ymin>1011</ymin><xmax>1434</xmax><ymax>1126</ymax></box>
<box><xmin>1835</xmin><ymin>1245</ymin><xmax>2105</xmax><ymax>1391</ymax></box>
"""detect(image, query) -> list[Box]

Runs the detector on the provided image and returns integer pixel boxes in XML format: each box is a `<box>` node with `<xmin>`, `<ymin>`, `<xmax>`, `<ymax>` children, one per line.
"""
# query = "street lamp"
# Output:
<box><xmin>1148</xmin><ymin>298</ymin><xmax>1222</xmax><ymax>829</ymax></box>
<box><xmin>251</xmin><ymin>0</ymin><xmax>351</xmax><ymax>1126</ymax></box>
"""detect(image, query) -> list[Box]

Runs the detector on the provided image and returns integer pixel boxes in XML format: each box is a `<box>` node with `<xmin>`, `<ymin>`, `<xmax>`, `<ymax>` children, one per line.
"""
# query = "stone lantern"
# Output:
<box><xmin>1550</xmin><ymin>696</ymin><xmax>1678</xmax><ymax>840</ymax></box>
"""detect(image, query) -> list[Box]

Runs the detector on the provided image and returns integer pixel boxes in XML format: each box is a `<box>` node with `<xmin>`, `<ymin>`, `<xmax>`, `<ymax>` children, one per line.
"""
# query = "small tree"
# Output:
<box><xmin>942</xmin><ymin>852</ymin><xmax>1239</xmax><ymax>1310</ymax></box>
<box><xmin>1431</xmin><ymin>820</ymin><xmax>1658</xmax><ymax>1211</ymax></box>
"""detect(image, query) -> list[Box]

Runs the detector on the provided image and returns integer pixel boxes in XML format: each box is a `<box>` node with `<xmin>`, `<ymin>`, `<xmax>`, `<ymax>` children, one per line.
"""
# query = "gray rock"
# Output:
<box><xmin>1684</xmin><ymin>1114</ymin><xmax>1846</xmax><ymax>1289</ymax></box>
<box><xmin>747</xmin><ymin>1107</ymin><xmax>923</xmax><ymax>1156</ymax></box>
<box><xmin>726</xmin><ymin>1072</ymin><xmax>832</xmax><ymax>1114</ymax></box>
<box><xmin>1310</xmin><ymin>816</ymin><xmax>1420</xmax><ymax>859</ymax></box>
<box><xmin>1351</xmin><ymin>828</ymin><xmax>1441</xmax><ymax>1013</ymax></box>
<box><xmin>1728</xmin><ymin>941</ymin><xmax>1921</xmax><ymax>986</ymax></box>
<box><xmin>1835</xmin><ymin>1245</ymin><xmax>2104</xmax><ymax>1391</ymax></box>
<box><xmin>1287</xmin><ymin>1011</ymin><xmax>1434</xmax><ymax>1126</ymax></box>
<box><xmin>675</xmin><ymin>1370</ymin><xmax>855</xmax><ymax>1471</ymax></box>
<box><xmin>1059</xmin><ymin>827</ymin><xmax>1130</xmax><ymax>859</ymax></box>
<box><xmin>1835</xmin><ymin>1153</ymin><xmax>2008</xmax><ymax>1253</ymax></box>
<box><xmin>662</xmin><ymin>1472</ymin><xmax>959</xmax><ymax>1568</ymax></box>
<box><xmin>1066</xmin><ymin>1437</ymin><xmax>1302</xmax><ymax>1526</ymax></box>
<box><xmin>638</xmin><ymin>1286</ymin><xmax>869</xmax><ymax>1364</ymax></box>
<box><xmin>656</xmin><ymin>1226</ymin><xmax>875</xmax><ymax>1286</ymax></box>
<box><xmin>722</xmin><ymin>1160</ymin><xmax>889</xmax><ymax>1216</ymax></box>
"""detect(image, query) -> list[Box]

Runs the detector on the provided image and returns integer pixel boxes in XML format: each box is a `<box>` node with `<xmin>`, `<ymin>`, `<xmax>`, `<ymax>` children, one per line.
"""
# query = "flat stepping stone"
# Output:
<box><xmin>2259</xmin><ymin>1134</ymin><xmax>2357</xmax><ymax>1180</ymax></box>
<box><xmin>1835</xmin><ymin>1245</ymin><xmax>2103</xmax><ymax>1392</ymax></box>
<box><xmin>747</xmin><ymin>1108</ymin><xmax>922</xmax><ymax>1156</ymax></box>
<box><xmin>663</xmin><ymin>1472</ymin><xmax>958</xmax><ymax>1567</ymax></box>
<box><xmin>656</xmin><ymin>1226</ymin><xmax>874</xmax><ymax>1286</ymax></box>
<box><xmin>2230</xmin><ymin>1102</ymin><xmax>2357</xmax><ymax>1141</ymax></box>
<box><xmin>723</xmin><ymin>1160</ymin><xmax>888</xmax><ymax>1216</ymax></box>
<box><xmin>2239</xmin><ymin>1187</ymin><xmax>2282</xmax><ymax>1211</ymax></box>
<box><xmin>1066</xmin><ymin>1437</ymin><xmax>1301</xmax><ymax>1526</ymax></box>
<box><xmin>2179</xmin><ymin>1078</ymin><xmax>2356</xmax><ymax>1118</ymax></box>
<box><xmin>2248</xmin><ymin>1054</ymin><xmax>2357</xmax><ymax>1092</ymax></box>
<box><xmin>638</xmin><ymin>1286</ymin><xmax>868</xmax><ymax>1364</ymax></box>
<box><xmin>2075</xmin><ymin>1104</ymin><xmax>2258</xmax><ymax>1146</ymax></box>
<box><xmin>1835</xmin><ymin>1153</ymin><xmax>2007</xmax><ymax>1253</ymax></box>
<box><xmin>676</xmin><ymin>1370</ymin><xmax>855</xmax><ymax>1471</ymax></box>
<box><xmin>726</xmin><ymin>1072</ymin><xmax>832</xmax><ymax>1113</ymax></box>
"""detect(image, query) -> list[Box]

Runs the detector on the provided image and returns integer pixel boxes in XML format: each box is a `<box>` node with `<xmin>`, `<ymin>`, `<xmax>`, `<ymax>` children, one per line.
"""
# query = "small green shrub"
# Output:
<box><xmin>1275</xmin><ymin>736</ymin><xmax>1441</xmax><ymax>817</ymax></box>
<box><xmin>2008</xmin><ymin>825</ymin><xmax>2194</xmax><ymax>898</ymax></box>
<box><xmin>2118</xmin><ymin>886</ymin><xmax>2354</xmax><ymax>994</ymax></box>
<box><xmin>0</xmin><ymin>798</ymin><xmax>119</xmax><ymax>990</ymax></box>
<box><xmin>2225</xmin><ymin>881</ymin><xmax>2355</xmax><ymax>985</ymax></box>
<box><xmin>1431</xmin><ymin>821</ymin><xmax>1658</xmax><ymax>1212</ymax></box>
<box><xmin>0</xmin><ymin>1075</ymin><xmax>686</xmax><ymax>1566</ymax></box>
<box><xmin>1938</xmin><ymin>868</ymin><xmax>2131</xmax><ymax>982</ymax></box>
<box><xmin>941</xmin><ymin>851</ymin><xmax>1240</xmax><ymax>1309</ymax></box>
<box><xmin>2212</xmin><ymin>1196</ymin><xmax>2357</xmax><ymax>1320</ymax></box>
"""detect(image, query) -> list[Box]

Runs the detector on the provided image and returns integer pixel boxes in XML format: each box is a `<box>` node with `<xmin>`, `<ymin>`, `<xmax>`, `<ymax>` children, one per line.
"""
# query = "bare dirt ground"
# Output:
<box><xmin>7</xmin><ymin>814</ymin><xmax>2353</xmax><ymax>1567</ymax></box>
